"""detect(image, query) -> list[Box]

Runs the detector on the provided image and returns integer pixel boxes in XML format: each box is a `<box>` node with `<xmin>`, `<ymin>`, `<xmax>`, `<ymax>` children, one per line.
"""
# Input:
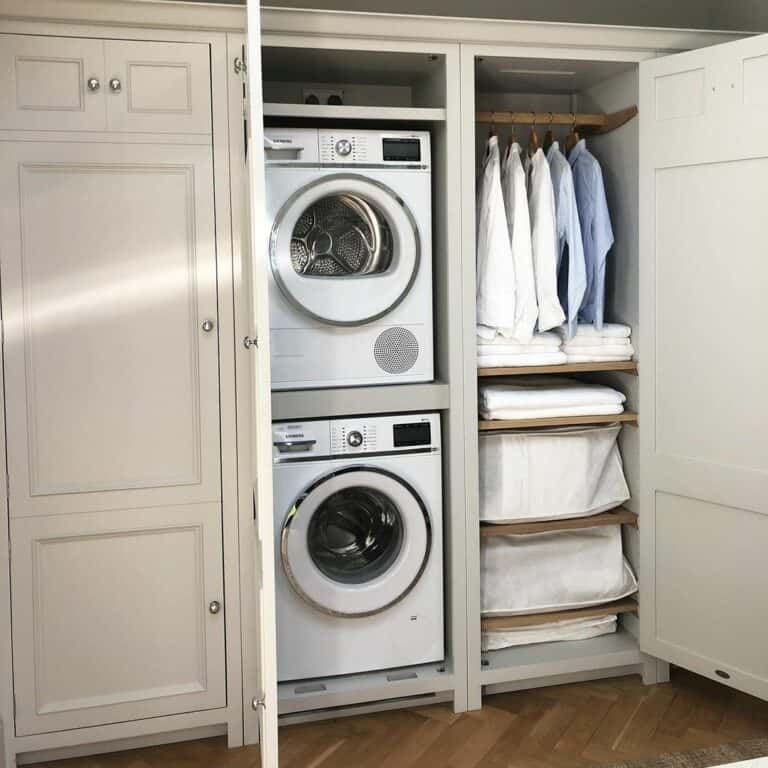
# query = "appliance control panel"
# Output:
<box><xmin>273</xmin><ymin>413</ymin><xmax>440</xmax><ymax>462</ymax></box>
<box><xmin>318</xmin><ymin>129</ymin><xmax>430</xmax><ymax>168</ymax></box>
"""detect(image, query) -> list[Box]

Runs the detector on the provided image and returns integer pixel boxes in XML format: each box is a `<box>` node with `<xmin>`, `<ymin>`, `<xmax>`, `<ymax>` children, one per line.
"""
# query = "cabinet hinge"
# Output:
<box><xmin>252</xmin><ymin>695</ymin><xmax>266</xmax><ymax>711</ymax></box>
<box><xmin>234</xmin><ymin>56</ymin><xmax>247</xmax><ymax>76</ymax></box>
<box><xmin>236</xmin><ymin>44</ymin><xmax>249</xmax><ymax>159</ymax></box>
<box><xmin>243</xmin><ymin>335</ymin><xmax>258</xmax><ymax>350</ymax></box>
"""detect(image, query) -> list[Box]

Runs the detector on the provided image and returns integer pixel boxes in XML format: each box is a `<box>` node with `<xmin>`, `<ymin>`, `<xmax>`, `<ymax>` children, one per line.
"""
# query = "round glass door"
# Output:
<box><xmin>281</xmin><ymin>467</ymin><xmax>431</xmax><ymax>617</ymax></box>
<box><xmin>270</xmin><ymin>174</ymin><xmax>420</xmax><ymax>326</ymax></box>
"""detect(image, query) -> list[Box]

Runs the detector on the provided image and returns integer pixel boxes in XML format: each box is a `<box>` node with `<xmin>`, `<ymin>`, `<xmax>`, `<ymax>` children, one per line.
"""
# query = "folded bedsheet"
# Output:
<box><xmin>479</xmin><ymin>377</ymin><xmax>626</xmax><ymax>417</ymax></box>
<box><xmin>557</xmin><ymin>323</ymin><xmax>632</xmax><ymax>340</ymax></box>
<box><xmin>477</xmin><ymin>331</ymin><xmax>561</xmax><ymax>347</ymax></box>
<box><xmin>480</xmin><ymin>403</ymin><xmax>625</xmax><ymax>420</ymax></box>
<box><xmin>564</xmin><ymin>353</ymin><xmax>634</xmax><ymax>363</ymax></box>
<box><xmin>561</xmin><ymin>343</ymin><xmax>635</xmax><ymax>357</ymax></box>
<box><xmin>477</xmin><ymin>352</ymin><xmax>568</xmax><ymax>368</ymax></box>
<box><xmin>481</xmin><ymin>525</ymin><xmax>638</xmax><ymax>616</ymax></box>
<box><xmin>479</xmin><ymin>424</ymin><xmax>630</xmax><ymax>523</ymax></box>
<box><xmin>562</xmin><ymin>336</ymin><xmax>633</xmax><ymax>349</ymax></box>
<box><xmin>481</xmin><ymin>615</ymin><xmax>618</xmax><ymax>651</ymax></box>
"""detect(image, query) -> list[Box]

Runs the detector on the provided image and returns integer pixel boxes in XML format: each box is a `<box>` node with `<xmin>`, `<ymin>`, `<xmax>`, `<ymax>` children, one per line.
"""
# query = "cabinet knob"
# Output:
<box><xmin>87</xmin><ymin>77</ymin><xmax>101</xmax><ymax>92</ymax></box>
<box><xmin>201</xmin><ymin>319</ymin><xmax>215</xmax><ymax>333</ymax></box>
<box><xmin>109</xmin><ymin>78</ymin><xmax>122</xmax><ymax>93</ymax></box>
<box><xmin>209</xmin><ymin>600</ymin><xmax>222</xmax><ymax>615</ymax></box>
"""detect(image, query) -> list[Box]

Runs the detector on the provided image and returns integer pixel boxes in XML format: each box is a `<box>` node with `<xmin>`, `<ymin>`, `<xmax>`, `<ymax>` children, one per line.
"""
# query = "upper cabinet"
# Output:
<box><xmin>0</xmin><ymin>35</ymin><xmax>211</xmax><ymax>134</ymax></box>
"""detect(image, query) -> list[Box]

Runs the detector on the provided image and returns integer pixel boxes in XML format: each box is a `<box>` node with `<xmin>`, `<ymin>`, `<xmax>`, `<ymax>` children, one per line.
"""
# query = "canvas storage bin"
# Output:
<box><xmin>480</xmin><ymin>525</ymin><xmax>638</xmax><ymax>616</ymax></box>
<box><xmin>479</xmin><ymin>424</ymin><xmax>629</xmax><ymax>524</ymax></box>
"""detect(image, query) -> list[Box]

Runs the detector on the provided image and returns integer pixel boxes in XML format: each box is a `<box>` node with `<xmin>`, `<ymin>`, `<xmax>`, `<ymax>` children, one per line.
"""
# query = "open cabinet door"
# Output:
<box><xmin>639</xmin><ymin>33</ymin><xmax>768</xmax><ymax>701</ymax></box>
<box><xmin>245</xmin><ymin>2</ymin><xmax>279</xmax><ymax>765</ymax></box>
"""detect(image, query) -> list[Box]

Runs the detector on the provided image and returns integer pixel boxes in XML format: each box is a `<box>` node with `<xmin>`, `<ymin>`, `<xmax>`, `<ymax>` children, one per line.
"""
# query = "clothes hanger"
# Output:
<box><xmin>488</xmin><ymin>112</ymin><xmax>497</xmax><ymax>139</ymax></box>
<box><xmin>543</xmin><ymin>112</ymin><xmax>554</xmax><ymax>154</ymax></box>
<box><xmin>528</xmin><ymin>114</ymin><xmax>540</xmax><ymax>156</ymax></box>
<box><xmin>565</xmin><ymin>112</ymin><xmax>580</xmax><ymax>154</ymax></box>
<box><xmin>506</xmin><ymin>115</ymin><xmax>518</xmax><ymax>157</ymax></box>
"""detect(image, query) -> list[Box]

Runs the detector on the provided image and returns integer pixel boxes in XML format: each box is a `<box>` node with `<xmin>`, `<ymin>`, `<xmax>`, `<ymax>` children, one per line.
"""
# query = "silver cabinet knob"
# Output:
<box><xmin>209</xmin><ymin>600</ymin><xmax>221</xmax><ymax>615</ymax></box>
<box><xmin>87</xmin><ymin>77</ymin><xmax>101</xmax><ymax>92</ymax></box>
<box><xmin>109</xmin><ymin>78</ymin><xmax>122</xmax><ymax>93</ymax></box>
<box><xmin>201</xmin><ymin>319</ymin><xmax>215</xmax><ymax>332</ymax></box>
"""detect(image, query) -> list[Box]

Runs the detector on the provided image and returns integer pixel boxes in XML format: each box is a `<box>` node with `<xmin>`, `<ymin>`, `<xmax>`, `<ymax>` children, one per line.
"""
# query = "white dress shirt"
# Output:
<box><xmin>547</xmin><ymin>141</ymin><xmax>587</xmax><ymax>338</ymax></box>
<box><xmin>501</xmin><ymin>142</ymin><xmax>538</xmax><ymax>342</ymax></box>
<box><xmin>528</xmin><ymin>148</ymin><xmax>566</xmax><ymax>331</ymax></box>
<box><xmin>476</xmin><ymin>135</ymin><xmax>516</xmax><ymax>336</ymax></box>
<box><xmin>569</xmin><ymin>139</ymin><xmax>614</xmax><ymax>329</ymax></box>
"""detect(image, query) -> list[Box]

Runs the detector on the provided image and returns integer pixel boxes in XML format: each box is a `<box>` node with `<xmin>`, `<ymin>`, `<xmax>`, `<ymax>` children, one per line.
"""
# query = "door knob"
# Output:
<box><xmin>109</xmin><ymin>78</ymin><xmax>122</xmax><ymax>93</ymax></box>
<box><xmin>87</xmin><ymin>77</ymin><xmax>101</xmax><ymax>92</ymax></box>
<box><xmin>209</xmin><ymin>600</ymin><xmax>222</xmax><ymax>615</ymax></box>
<box><xmin>201</xmin><ymin>319</ymin><xmax>215</xmax><ymax>332</ymax></box>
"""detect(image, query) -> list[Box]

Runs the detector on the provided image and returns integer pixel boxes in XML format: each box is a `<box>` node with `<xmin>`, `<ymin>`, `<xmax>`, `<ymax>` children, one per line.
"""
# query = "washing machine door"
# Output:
<box><xmin>281</xmin><ymin>466</ymin><xmax>431</xmax><ymax>617</ymax></box>
<box><xmin>269</xmin><ymin>173</ymin><xmax>420</xmax><ymax>326</ymax></box>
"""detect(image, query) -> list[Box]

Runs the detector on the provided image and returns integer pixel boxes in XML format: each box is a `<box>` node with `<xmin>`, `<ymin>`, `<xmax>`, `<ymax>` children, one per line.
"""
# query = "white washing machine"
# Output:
<box><xmin>265</xmin><ymin>127</ymin><xmax>434</xmax><ymax>390</ymax></box>
<box><xmin>272</xmin><ymin>413</ymin><xmax>444</xmax><ymax>681</ymax></box>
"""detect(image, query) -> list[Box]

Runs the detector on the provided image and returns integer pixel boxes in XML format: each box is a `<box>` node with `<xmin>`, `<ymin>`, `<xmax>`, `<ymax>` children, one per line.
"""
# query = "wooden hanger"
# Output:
<box><xmin>543</xmin><ymin>112</ymin><xmax>554</xmax><ymax>154</ymax></box>
<box><xmin>528</xmin><ymin>116</ymin><xmax>540</xmax><ymax>156</ymax></box>
<box><xmin>565</xmin><ymin>113</ymin><xmax>580</xmax><ymax>154</ymax></box>
<box><xmin>488</xmin><ymin>112</ymin><xmax>497</xmax><ymax>139</ymax></box>
<box><xmin>506</xmin><ymin>117</ymin><xmax>518</xmax><ymax>156</ymax></box>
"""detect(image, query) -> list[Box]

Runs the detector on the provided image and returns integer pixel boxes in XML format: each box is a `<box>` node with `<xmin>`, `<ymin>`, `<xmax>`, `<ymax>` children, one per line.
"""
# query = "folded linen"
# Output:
<box><xmin>481</xmin><ymin>615</ymin><xmax>617</xmax><ymax>651</ymax></box>
<box><xmin>477</xmin><ymin>331</ymin><xmax>561</xmax><ymax>347</ymax></box>
<box><xmin>564</xmin><ymin>353</ymin><xmax>634</xmax><ymax>363</ymax></box>
<box><xmin>479</xmin><ymin>342</ymin><xmax>561</xmax><ymax>355</ymax></box>
<box><xmin>561</xmin><ymin>336</ymin><xmax>632</xmax><ymax>349</ymax></box>
<box><xmin>478</xmin><ymin>352</ymin><xmax>568</xmax><ymax>368</ymax></box>
<box><xmin>479</xmin><ymin>377</ymin><xmax>626</xmax><ymax>413</ymax></box>
<box><xmin>562</xmin><ymin>343</ymin><xmax>634</xmax><ymax>355</ymax></box>
<box><xmin>557</xmin><ymin>322</ymin><xmax>631</xmax><ymax>340</ymax></box>
<box><xmin>480</xmin><ymin>403</ymin><xmax>625</xmax><ymax>420</ymax></box>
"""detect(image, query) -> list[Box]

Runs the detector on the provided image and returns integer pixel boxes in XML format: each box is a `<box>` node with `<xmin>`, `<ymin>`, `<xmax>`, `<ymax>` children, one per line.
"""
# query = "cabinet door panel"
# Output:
<box><xmin>11</xmin><ymin>504</ymin><xmax>226</xmax><ymax>735</ymax></box>
<box><xmin>0</xmin><ymin>142</ymin><xmax>221</xmax><ymax>517</ymax></box>
<box><xmin>0</xmin><ymin>35</ymin><xmax>106</xmax><ymax>131</ymax></box>
<box><xmin>640</xmin><ymin>33</ymin><xmax>768</xmax><ymax>702</ymax></box>
<box><xmin>105</xmin><ymin>40</ymin><xmax>211</xmax><ymax>134</ymax></box>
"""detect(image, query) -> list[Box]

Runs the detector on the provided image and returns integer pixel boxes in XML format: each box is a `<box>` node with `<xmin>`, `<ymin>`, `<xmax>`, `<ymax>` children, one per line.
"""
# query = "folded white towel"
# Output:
<box><xmin>564</xmin><ymin>353</ymin><xmax>634</xmax><ymax>363</ymax></box>
<box><xmin>482</xmin><ymin>615</ymin><xmax>617</xmax><ymax>651</ymax></box>
<box><xmin>479</xmin><ymin>378</ymin><xmax>626</xmax><ymax>413</ymax></box>
<box><xmin>480</xmin><ymin>403</ymin><xmax>625</xmax><ymax>420</ymax></box>
<box><xmin>479</xmin><ymin>343</ymin><xmax>562</xmax><ymax>355</ymax></box>
<box><xmin>477</xmin><ymin>331</ymin><xmax>561</xmax><ymax>347</ymax></box>
<box><xmin>562</xmin><ymin>336</ymin><xmax>632</xmax><ymax>349</ymax></box>
<box><xmin>477</xmin><ymin>352</ymin><xmax>568</xmax><ymax>368</ymax></box>
<box><xmin>561</xmin><ymin>343</ymin><xmax>635</xmax><ymax>357</ymax></box>
<box><xmin>557</xmin><ymin>323</ymin><xmax>631</xmax><ymax>340</ymax></box>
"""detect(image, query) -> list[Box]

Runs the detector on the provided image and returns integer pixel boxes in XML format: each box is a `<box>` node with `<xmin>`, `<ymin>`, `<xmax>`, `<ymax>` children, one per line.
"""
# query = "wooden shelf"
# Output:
<box><xmin>475</xmin><ymin>106</ymin><xmax>638</xmax><ymax>135</ymax></box>
<box><xmin>263</xmin><ymin>103</ymin><xmax>447</xmax><ymax>122</ymax></box>
<box><xmin>480</xmin><ymin>508</ymin><xmax>638</xmax><ymax>537</ymax></box>
<box><xmin>482</xmin><ymin>598</ymin><xmax>638</xmax><ymax>632</ymax></box>
<box><xmin>478</xmin><ymin>411</ymin><xmax>638</xmax><ymax>431</ymax></box>
<box><xmin>478</xmin><ymin>361</ymin><xmax>638</xmax><ymax>377</ymax></box>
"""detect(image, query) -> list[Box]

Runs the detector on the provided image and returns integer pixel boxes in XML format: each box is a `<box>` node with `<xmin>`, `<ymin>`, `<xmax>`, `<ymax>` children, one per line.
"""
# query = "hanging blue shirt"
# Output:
<box><xmin>568</xmin><ymin>139</ymin><xmax>614</xmax><ymax>329</ymax></box>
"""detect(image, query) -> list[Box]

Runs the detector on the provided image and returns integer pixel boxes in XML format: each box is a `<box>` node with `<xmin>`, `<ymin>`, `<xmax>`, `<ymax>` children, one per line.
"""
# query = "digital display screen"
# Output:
<box><xmin>382</xmin><ymin>138</ymin><xmax>421</xmax><ymax>162</ymax></box>
<box><xmin>393</xmin><ymin>422</ymin><xmax>431</xmax><ymax>447</ymax></box>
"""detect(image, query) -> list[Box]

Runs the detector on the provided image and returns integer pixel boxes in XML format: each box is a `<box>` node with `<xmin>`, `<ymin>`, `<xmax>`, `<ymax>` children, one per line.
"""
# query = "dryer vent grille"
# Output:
<box><xmin>374</xmin><ymin>327</ymin><xmax>419</xmax><ymax>374</ymax></box>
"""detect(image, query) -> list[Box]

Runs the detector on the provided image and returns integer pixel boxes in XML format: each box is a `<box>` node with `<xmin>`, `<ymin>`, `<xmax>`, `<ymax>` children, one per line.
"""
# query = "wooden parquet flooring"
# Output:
<box><xmin>30</xmin><ymin>669</ymin><xmax>768</xmax><ymax>768</ymax></box>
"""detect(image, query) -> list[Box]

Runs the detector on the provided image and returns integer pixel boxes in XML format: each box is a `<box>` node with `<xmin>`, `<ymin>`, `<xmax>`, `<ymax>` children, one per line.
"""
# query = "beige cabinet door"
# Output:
<box><xmin>639</xmin><ymin>33</ymin><xmax>768</xmax><ymax>701</ymax></box>
<box><xmin>0</xmin><ymin>141</ymin><xmax>221</xmax><ymax>518</ymax></box>
<box><xmin>0</xmin><ymin>34</ymin><xmax>106</xmax><ymax>131</ymax></box>
<box><xmin>104</xmin><ymin>40</ymin><xmax>212</xmax><ymax>134</ymax></box>
<box><xmin>10</xmin><ymin>503</ymin><xmax>226</xmax><ymax>735</ymax></box>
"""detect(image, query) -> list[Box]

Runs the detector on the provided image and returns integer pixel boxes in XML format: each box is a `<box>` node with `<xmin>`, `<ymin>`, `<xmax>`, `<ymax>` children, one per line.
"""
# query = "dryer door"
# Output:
<box><xmin>269</xmin><ymin>174</ymin><xmax>420</xmax><ymax>325</ymax></box>
<box><xmin>281</xmin><ymin>466</ymin><xmax>431</xmax><ymax>616</ymax></box>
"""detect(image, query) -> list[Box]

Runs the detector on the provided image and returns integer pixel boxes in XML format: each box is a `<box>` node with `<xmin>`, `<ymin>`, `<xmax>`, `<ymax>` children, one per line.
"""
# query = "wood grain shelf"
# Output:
<box><xmin>263</xmin><ymin>102</ymin><xmax>447</xmax><ymax>122</ymax></box>
<box><xmin>478</xmin><ymin>411</ymin><xmax>638</xmax><ymax>431</ymax></box>
<box><xmin>480</xmin><ymin>508</ymin><xmax>638</xmax><ymax>537</ymax></box>
<box><xmin>477</xmin><ymin>361</ymin><xmax>638</xmax><ymax>377</ymax></box>
<box><xmin>482</xmin><ymin>597</ymin><xmax>638</xmax><ymax>632</ymax></box>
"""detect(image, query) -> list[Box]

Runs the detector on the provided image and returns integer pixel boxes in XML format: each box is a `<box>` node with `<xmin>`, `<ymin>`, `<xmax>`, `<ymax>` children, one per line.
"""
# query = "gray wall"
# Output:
<box><xmin>201</xmin><ymin>0</ymin><xmax>765</xmax><ymax>32</ymax></box>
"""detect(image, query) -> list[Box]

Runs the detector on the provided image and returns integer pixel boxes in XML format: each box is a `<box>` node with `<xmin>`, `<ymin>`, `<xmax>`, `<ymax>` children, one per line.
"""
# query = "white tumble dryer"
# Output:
<box><xmin>272</xmin><ymin>413</ymin><xmax>444</xmax><ymax>681</ymax></box>
<box><xmin>265</xmin><ymin>127</ymin><xmax>434</xmax><ymax>390</ymax></box>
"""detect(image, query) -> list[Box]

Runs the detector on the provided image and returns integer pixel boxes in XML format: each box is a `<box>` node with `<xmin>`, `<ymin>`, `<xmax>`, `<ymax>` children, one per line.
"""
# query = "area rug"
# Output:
<box><xmin>604</xmin><ymin>738</ymin><xmax>768</xmax><ymax>768</ymax></box>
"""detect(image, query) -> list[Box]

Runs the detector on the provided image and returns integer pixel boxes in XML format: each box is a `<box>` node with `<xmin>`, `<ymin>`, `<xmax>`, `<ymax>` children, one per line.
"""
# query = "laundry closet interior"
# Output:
<box><xmin>1</xmin><ymin>3</ymin><xmax>767</xmax><ymax>768</ymax></box>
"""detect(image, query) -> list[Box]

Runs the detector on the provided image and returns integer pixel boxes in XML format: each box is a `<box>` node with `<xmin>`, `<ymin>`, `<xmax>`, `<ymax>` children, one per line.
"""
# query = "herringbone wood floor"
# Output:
<box><xmin>30</xmin><ymin>669</ymin><xmax>768</xmax><ymax>768</ymax></box>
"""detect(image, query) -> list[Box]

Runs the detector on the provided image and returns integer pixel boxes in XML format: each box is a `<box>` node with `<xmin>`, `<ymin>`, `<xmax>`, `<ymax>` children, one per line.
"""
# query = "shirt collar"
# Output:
<box><xmin>546</xmin><ymin>140</ymin><xmax>561</xmax><ymax>162</ymax></box>
<box><xmin>568</xmin><ymin>138</ymin><xmax>587</xmax><ymax>166</ymax></box>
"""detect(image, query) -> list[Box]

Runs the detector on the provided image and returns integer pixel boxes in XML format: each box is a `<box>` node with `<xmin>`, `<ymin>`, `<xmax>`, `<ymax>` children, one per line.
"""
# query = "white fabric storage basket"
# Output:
<box><xmin>482</xmin><ymin>615</ymin><xmax>618</xmax><ymax>651</ymax></box>
<box><xmin>479</xmin><ymin>424</ymin><xmax>629</xmax><ymax>523</ymax></box>
<box><xmin>480</xmin><ymin>525</ymin><xmax>638</xmax><ymax>616</ymax></box>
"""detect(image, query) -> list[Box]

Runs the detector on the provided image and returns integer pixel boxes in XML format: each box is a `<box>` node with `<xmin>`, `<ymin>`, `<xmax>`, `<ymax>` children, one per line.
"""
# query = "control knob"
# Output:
<box><xmin>347</xmin><ymin>430</ymin><xmax>363</xmax><ymax>448</ymax></box>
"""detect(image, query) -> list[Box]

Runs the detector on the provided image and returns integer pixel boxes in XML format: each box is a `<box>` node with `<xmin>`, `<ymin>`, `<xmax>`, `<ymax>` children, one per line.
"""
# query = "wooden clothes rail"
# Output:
<box><xmin>475</xmin><ymin>106</ymin><xmax>638</xmax><ymax>135</ymax></box>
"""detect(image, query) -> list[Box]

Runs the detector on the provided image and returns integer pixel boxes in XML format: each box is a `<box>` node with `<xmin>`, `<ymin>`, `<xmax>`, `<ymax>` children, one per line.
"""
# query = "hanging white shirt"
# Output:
<box><xmin>528</xmin><ymin>148</ymin><xmax>566</xmax><ymax>331</ymax></box>
<box><xmin>547</xmin><ymin>141</ymin><xmax>587</xmax><ymax>338</ymax></box>
<box><xmin>476</xmin><ymin>135</ymin><xmax>516</xmax><ymax>336</ymax></box>
<box><xmin>569</xmin><ymin>138</ymin><xmax>614</xmax><ymax>329</ymax></box>
<box><xmin>500</xmin><ymin>142</ymin><xmax>538</xmax><ymax>342</ymax></box>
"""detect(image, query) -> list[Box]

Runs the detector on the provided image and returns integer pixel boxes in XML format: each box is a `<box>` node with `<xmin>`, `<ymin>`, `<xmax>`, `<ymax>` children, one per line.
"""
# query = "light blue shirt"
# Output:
<box><xmin>547</xmin><ymin>141</ymin><xmax>586</xmax><ymax>338</ymax></box>
<box><xmin>569</xmin><ymin>139</ymin><xmax>614</xmax><ymax>329</ymax></box>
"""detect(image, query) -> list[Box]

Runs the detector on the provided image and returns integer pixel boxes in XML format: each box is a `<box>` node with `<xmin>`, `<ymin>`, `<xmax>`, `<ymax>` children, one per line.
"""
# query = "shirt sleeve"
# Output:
<box><xmin>588</xmin><ymin>161</ymin><xmax>614</xmax><ymax>329</ymax></box>
<box><xmin>561</xmin><ymin>170</ymin><xmax>587</xmax><ymax>337</ymax></box>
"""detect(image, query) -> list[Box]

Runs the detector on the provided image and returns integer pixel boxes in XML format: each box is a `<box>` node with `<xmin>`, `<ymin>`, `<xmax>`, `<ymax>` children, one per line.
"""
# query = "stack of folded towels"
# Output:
<box><xmin>476</xmin><ymin>331</ymin><xmax>566</xmax><ymax>368</ymax></box>
<box><xmin>479</xmin><ymin>377</ymin><xmax>626</xmax><ymax>421</ymax></box>
<box><xmin>556</xmin><ymin>323</ymin><xmax>635</xmax><ymax>363</ymax></box>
